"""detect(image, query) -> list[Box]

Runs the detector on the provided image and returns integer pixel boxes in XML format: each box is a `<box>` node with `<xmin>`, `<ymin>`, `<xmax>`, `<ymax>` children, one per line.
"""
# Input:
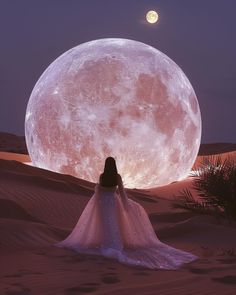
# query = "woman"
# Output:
<box><xmin>55</xmin><ymin>157</ymin><xmax>197</xmax><ymax>269</ymax></box>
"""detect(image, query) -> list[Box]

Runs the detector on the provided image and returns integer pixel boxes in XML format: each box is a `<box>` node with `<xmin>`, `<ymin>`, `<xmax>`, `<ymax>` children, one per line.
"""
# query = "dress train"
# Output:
<box><xmin>55</xmin><ymin>178</ymin><xmax>197</xmax><ymax>270</ymax></box>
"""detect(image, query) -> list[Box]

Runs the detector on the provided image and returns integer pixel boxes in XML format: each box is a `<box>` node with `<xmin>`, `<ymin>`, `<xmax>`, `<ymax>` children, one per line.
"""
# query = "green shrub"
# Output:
<box><xmin>173</xmin><ymin>156</ymin><xmax>236</xmax><ymax>220</ymax></box>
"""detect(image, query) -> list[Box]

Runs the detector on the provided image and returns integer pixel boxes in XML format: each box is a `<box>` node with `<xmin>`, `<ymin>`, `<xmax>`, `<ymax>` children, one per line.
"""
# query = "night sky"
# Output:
<box><xmin>0</xmin><ymin>0</ymin><xmax>235</xmax><ymax>143</ymax></box>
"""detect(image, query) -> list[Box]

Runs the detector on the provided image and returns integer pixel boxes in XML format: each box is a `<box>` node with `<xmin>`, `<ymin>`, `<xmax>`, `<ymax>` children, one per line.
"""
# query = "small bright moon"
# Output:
<box><xmin>146</xmin><ymin>10</ymin><xmax>159</xmax><ymax>24</ymax></box>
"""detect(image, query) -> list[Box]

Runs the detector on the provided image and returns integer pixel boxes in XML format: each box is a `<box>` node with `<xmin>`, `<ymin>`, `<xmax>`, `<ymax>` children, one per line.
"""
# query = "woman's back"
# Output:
<box><xmin>99</xmin><ymin>173</ymin><xmax>120</xmax><ymax>187</ymax></box>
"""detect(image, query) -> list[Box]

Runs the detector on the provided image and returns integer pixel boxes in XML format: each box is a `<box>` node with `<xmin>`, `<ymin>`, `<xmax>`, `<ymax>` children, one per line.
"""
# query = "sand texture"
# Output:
<box><xmin>0</xmin><ymin>146</ymin><xmax>236</xmax><ymax>294</ymax></box>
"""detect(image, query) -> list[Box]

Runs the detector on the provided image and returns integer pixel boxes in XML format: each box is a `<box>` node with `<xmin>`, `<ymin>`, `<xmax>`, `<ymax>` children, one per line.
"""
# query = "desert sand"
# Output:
<box><xmin>0</xmin><ymin>143</ymin><xmax>236</xmax><ymax>294</ymax></box>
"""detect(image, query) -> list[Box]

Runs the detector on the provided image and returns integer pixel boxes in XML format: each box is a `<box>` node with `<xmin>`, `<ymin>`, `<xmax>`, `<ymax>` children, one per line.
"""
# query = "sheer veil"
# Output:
<box><xmin>55</xmin><ymin>174</ymin><xmax>197</xmax><ymax>269</ymax></box>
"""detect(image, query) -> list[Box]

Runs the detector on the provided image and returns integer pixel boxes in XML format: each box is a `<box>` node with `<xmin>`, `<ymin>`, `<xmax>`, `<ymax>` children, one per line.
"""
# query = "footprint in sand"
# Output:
<box><xmin>4</xmin><ymin>274</ymin><xmax>23</xmax><ymax>278</ymax></box>
<box><xmin>66</xmin><ymin>283</ymin><xmax>100</xmax><ymax>294</ymax></box>
<box><xmin>106</xmin><ymin>267</ymin><xmax>116</xmax><ymax>270</ymax></box>
<box><xmin>101</xmin><ymin>272</ymin><xmax>120</xmax><ymax>284</ymax></box>
<box><xmin>217</xmin><ymin>258</ymin><xmax>236</xmax><ymax>264</ymax></box>
<box><xmin>18</xmin><ymin>269</ymin><xmax>43</xmax><ymax>276</ymax></box>
<box><xmin>65</xmin><ymin>256</ymin><xmax>86</xmax><ymax>264</ymax></box>
<box><xmin>5</xmin><ymin>270</ymin><xmax>43</xmax><ymax>278</ymax></box>
<box><xmin>33</xmin><ymin>251</ymin><xmax>46</xmax><ymax>256</ymax></box>
<box><xmin>195</xmin><ymin>259</ymin><xmax>212</xmax><ymax>264</ymax></box>
<box><xmin>5</xmin><ymin>285</ymin><xmax>31</xmax><ymax>295</ymax></box>
<box><xmin>79</xmin><ymin>268</ymin><xmax>89</xmax><ymax>272</ymax></box>
<box><xmin>96</xmin><ymin>261</ymin><xmax>106</xmax><ymax>265</ymax></box>
<box><xmin>133</xmin><ymin>271</ymin><xmax>150</xmax><ymax>276</ymax></box>
<box><xmin>212</xmin><ymin>275</ymin><xmax>236</xmax><ymax>285</ymax></box>
<box><xmin>189</xmin><ymin>268</ymin><xmax>212</xmax><ymax>274</ymax></box>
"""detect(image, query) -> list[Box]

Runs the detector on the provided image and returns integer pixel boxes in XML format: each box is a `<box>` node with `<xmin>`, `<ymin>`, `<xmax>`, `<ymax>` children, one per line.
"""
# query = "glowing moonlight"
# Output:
<box><xmin>146</xmin><ymin>10</ymin><xmax>159</xmax><ymax>24</ymax></box>
<box><xmin>25</xmin><ymin>38</ymin><xmax>201</xmax><ymax>189</ymax></box>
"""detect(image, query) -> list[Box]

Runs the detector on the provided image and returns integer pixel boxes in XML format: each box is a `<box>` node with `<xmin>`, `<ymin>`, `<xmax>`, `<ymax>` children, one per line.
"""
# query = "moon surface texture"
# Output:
<box><xmin>25</xmin><ymin>38</ymin><xmax>201</xmax><ymax>189</ymax></box>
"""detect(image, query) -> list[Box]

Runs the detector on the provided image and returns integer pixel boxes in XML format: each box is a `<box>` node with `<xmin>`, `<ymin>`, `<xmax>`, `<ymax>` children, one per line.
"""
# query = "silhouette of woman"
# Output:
<box><xmin>55</xmin><ymin>157</ymin><xmax>197</xmax><ymax>269</ymax></box>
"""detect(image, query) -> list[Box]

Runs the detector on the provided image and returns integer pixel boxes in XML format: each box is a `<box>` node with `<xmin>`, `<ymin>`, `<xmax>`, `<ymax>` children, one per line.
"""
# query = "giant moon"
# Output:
<box><xmin>25</xmin><ymin>38</ymin><xmax>201</xmax><ymax>189</ymax></box>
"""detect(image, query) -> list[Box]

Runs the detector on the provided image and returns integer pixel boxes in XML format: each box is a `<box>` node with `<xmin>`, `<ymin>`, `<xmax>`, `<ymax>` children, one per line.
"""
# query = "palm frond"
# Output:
<box><xmin>173</xmin><ymin>155</ymin><xmax>236</xmax><ymax>220</ymax></box>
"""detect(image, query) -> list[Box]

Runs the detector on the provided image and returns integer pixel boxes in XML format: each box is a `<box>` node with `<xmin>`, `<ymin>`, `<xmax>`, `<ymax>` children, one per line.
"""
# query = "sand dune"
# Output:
<box><xmin>0</xmin><ymin>151</ymin><xmax>30</xmax><ymax>162</ymax></box>
<box><xmin>0</xmin><ymin>150</ymin><xmax>236</xmax><ymax>294</ymax></box>
<box><xmin>0</xmin><ymin>132</ymin><xmax>27</xmax><ymax>154</ymax></box>
<box><xmin>193</xmin><ymin>151</ymin><xmax>236</xmax><ymax>171</ymax></box>
<box><xmin>198</xmin><ymin>143</ymin><xmax>236</xmax><ymax>156</ymax></box>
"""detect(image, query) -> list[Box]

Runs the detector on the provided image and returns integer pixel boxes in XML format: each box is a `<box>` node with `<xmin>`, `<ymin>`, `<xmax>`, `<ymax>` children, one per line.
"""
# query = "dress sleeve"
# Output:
<box><xmin>117</xmin><ymin>174</ymin><xmax>129</xmax><ymax>209</ymax></box>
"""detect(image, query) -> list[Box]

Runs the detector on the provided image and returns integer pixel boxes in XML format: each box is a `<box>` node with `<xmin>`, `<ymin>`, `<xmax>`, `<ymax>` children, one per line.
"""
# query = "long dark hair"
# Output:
<box><xmin>99</xmin><ymin>157</ymin><xmax>118</xmax><ymax>187</ymax></box>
